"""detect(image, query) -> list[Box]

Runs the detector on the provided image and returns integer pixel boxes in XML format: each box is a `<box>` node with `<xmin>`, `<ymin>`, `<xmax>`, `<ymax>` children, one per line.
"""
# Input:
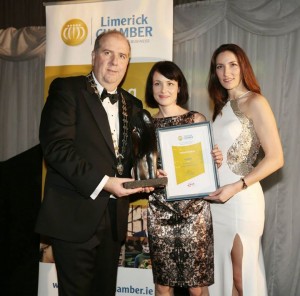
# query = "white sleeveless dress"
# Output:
<box><xmin>209</xmin><ymin>99</ymin><xmax>268</xmax><ymax>296</ymax></box>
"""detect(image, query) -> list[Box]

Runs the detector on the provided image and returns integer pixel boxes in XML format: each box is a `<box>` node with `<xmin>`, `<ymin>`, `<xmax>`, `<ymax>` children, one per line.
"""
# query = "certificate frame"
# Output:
<box><xmin>157</xmin><ymin>121</ymin><xmax>219</xmax><ymax>201</ymax></box>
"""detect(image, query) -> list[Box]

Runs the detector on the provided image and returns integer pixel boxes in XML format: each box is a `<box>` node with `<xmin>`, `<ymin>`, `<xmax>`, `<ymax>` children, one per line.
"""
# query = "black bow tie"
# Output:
<box><xmin>100</xmin><ymin>89</ymin><xmax>119</xmax><ymax>104</ymax></box>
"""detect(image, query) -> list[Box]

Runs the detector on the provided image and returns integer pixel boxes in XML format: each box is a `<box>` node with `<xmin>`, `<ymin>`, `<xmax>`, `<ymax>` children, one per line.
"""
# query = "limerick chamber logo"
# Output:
<box><xmin>61</xmin><ymin>19</ymin><xmax>88</xmax><ymax>46</ymax></box>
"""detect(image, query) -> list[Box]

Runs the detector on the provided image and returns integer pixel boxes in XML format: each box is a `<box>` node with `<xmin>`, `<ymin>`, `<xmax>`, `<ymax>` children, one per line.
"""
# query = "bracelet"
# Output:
<box><xmin>241</xmin><ymin>177</ymin><xmax>248</xmax><ymax>190</ymax></box>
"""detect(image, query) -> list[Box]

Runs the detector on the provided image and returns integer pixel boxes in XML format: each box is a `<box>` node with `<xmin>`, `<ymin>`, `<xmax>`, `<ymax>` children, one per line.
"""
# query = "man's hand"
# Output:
<box><xmin>104</xmin><ymin>177</ymin><xmax>154</xmax><ymax>197</ymax></box>
<box><xmin>157</xmin><ymin>169</ymin><xmax>167</xmax><ymax>178</ymax></box>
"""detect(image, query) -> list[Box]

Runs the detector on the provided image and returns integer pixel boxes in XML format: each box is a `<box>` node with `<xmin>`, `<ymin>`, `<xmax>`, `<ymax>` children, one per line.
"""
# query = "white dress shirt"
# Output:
<box><xmin>90</xmin><ymin>72</ymin><xmax>119</xmax><ymax>200</ymax></box>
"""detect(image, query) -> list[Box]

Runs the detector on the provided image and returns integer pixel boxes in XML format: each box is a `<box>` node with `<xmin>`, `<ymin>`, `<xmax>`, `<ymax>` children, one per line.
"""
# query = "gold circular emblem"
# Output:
<box><xmin>61</xmin><ymin>19</ymin><xmax>88</xmax><ymax>46</ymax></box>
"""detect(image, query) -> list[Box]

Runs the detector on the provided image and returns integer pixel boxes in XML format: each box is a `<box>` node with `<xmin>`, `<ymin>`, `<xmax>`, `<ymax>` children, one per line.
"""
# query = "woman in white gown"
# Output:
<box><xmin>205</xmin><ymin>44</ymin><xmax>284</xmax><ymax>296</ymax></box>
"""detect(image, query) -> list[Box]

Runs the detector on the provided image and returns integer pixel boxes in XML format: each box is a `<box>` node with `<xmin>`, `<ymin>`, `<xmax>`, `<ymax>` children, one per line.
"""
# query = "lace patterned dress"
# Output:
<box><xmin>209</xmin><ymin>99</ymin><xmax>268</xmax><ymax>295</ymax></box>
<box><xmin>147</xmin><ymin>111</ymin><xmax>214</xmax><ymax>288</ymax></box>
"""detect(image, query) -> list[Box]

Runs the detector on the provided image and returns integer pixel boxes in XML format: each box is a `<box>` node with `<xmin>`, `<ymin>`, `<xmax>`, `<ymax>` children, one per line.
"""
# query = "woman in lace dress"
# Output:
<box><xmin>205</xmin><ymin>44</ymin><xmax>284</xmax><ymax>296</ymax></box>
<box><xmin>145</xmin><ymin>61</ymin><xmax>222</xmax><ymax>296</ymax></box>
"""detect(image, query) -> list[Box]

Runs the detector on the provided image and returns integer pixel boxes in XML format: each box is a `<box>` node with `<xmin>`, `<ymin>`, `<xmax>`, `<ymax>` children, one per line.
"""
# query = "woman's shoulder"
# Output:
<box><xmin>191</xmin><ymin>111</ymin><xmax>206</xmax><ymax>123</ymax></box>
<box><xmin>245</xmin><ymin>92</ymin><xmax>269</xmax><ymax>109</ymax></box>
<box><xmin>243</xmin><ymin>92</ymin><xmax>271</xmax><ymax>118</ymax></box>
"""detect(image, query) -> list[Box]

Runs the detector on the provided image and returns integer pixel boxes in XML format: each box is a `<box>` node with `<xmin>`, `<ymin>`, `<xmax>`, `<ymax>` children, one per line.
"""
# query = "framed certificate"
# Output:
<box><xmin>157</xmin><ymin>121</ymin><xmax>219</xmax><ymax>201</ymax></box>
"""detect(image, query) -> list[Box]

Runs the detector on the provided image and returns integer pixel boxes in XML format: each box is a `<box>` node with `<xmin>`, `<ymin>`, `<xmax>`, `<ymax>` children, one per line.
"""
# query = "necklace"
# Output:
<box><xmin>230</xmin><ymin>90</ymin><xmax>251</xmax><ymax>101</ymax></box>
<box><xmin>87</xmin><ymin>72</ymin><xmax>128</xmax><ymax>175</ymax></box>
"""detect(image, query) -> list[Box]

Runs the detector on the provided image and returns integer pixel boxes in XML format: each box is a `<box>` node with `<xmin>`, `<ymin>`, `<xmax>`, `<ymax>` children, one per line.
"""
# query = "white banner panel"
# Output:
<box><xmin>116</xmin><ymin>268</ymin><xmax>154</xmax><ymax>295</ymax></box>
<box><xmin>38</xmin><ymin>263</ymin><xmax>58</xmax><ymax>295</ymax></box>
<box><xmin>45</xmin><ymin>0</ymin><xmax>173</xmax><ymax>65</ymax></box>
<box><xmin>38</xmin><ymin>263</ymin><xmax>154</xmax><ymax>296</ymax></box>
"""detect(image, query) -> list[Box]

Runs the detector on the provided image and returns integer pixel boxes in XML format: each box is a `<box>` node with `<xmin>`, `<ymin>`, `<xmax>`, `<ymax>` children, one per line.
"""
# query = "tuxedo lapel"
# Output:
<box><xmin>82</xmin><ymin>82</ymin><xmax>115</xmax><ymax>155</ymax></box>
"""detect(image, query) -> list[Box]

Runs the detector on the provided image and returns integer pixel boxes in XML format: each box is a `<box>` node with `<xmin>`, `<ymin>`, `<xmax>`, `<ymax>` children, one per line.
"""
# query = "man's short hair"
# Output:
<box><xmin>93</xmin><ymin>30</ymin><xmax>131</xmax><ymax>57</ymax></box>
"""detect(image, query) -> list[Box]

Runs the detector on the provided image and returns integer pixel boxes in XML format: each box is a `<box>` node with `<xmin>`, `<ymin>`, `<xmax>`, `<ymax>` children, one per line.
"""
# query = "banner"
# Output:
<box><xmin>38</xmin><ymin>0</ymin><xmax>173</xmax><ymax>295</ymax></box>
<box><xmin>44</xmin><ymin>0</ymin><xmax>173</xmax><ymax>107</ymax></box>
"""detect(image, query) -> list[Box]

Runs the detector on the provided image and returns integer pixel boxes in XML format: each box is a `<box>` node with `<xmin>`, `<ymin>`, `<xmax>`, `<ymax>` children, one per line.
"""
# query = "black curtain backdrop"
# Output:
<box><xmin>0</xmin><ymin>0</ymin><xmax>46</xmax><ymax>29</ymax></box>
<box><xmin>0</xmin><ymin>145</ymin><xmax>42</xmax><ymax>295</ymax></box>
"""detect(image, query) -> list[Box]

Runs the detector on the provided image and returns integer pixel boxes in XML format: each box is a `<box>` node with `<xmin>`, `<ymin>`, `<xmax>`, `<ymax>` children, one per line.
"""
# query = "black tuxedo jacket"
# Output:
<box><xmin>35</xmin><ymin>75</ymin><xmax>143</xmax><ymax>243</ymax></box>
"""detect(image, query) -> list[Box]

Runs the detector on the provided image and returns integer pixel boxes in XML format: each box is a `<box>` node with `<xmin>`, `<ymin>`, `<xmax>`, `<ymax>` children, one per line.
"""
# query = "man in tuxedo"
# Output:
<box><xmin>35</xmin><ymin>30</ymin><xmax>151</xmax><ymax>296</ymax></box>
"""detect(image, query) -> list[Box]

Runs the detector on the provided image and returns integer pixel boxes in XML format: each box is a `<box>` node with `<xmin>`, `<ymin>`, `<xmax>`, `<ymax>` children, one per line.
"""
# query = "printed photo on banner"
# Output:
<box><xmin>119</xmin><ymin>205</ymin><xmax>151</xmax><ymax>269</ymax></box>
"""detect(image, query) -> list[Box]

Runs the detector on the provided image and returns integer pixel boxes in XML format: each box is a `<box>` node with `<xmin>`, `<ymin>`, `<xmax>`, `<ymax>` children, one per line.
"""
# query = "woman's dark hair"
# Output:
<box><xmin>145</xmin><ymin>61</ymin><xmax>189</xmax><ymax>108</ymax></box>
<box><xmin>208</xmin><ymin>44</ymin><xmax>261</xmax><ymax>121</ymax></box>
